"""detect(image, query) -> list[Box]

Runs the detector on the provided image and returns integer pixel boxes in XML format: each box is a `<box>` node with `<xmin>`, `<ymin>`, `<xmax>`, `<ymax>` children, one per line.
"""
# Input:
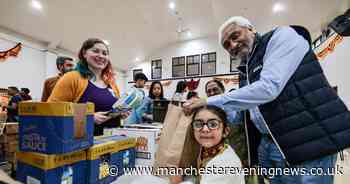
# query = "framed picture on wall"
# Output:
<box><xmin>186</xmin><ymin>54</ymin><xmax>200</xmax><ymax>76</ymax></box>
<box><xmin>172</xmin><ymin>56</ymin><xmax>186</xmax><ymax>78</ymax></box>
<box><xmin>201</xmin><ymin>52</ymin><xmax>216</xmax><ymax>75</ymax></box>
<box><xmin>151</xmin><ymin>59</ymin><xmax>162</xmax><ymax>79</ymax></box>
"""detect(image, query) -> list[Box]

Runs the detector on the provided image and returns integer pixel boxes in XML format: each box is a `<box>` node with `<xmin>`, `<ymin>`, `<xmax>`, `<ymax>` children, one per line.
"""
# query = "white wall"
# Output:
<box><xmin>128</xmin><ymin>36</ymin><xmax>233</xmax><ymax>80</ymax></box>
<box><xmin>44</xmin><ymin>51</ymin><xmax>61</xmax><ymax>78</ymax></box>
<box><xmin>127</xmin><ymin>36</ymin><xmax>238</xmax><ymax>98</ymax></box>
<box><xmin>0</xmin><ymin>37</ymin><xmax>46</xmax><ymax>100</ymax></box>
<box><xmin>0</xmin><ymin>30</ymin><xmax>130</xmax><ymax>100</ymax></box>
<box><xmin>0</xmin><ymin>31</ymin><xmax>76</xmax><ymax>100</ymax></box>
<box><xmin>319</xmin><ymin>36</ymin><xmax>350</xmax><ymax>108</ymax></box>
<box><xmin>115</xmin><ymin>70</ymin><xmax>127</xmax><ymax>95</ymax></box>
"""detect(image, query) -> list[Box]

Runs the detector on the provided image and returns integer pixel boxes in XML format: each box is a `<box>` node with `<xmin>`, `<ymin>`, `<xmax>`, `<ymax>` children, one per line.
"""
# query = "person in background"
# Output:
<box><xmin>41</xmin><ymin>56</ymin><xmax>74</xmax><ymax>102</ymax></box>
<box><xmin>48</xmin><ymin>38</ymin><xmax>128</xmax><ymax>136</ymax></box>
<box><xmin>205</xmin><ymin>79</ymin><xmax>241</xmax><ymax>124</ymax></box>
<box><xmin>5</xmin><ymin>86</ymin><xmax>22</xmax><ymax>122</ymax></box>
<box><xmin>184</xmin><ymin>16</ymin><xmax>350</xmax><ymax>184</ymax></box>
<box><xmin>205</xmin><ymin>79</ymin><xmax>225</xmax><ymax>97</ymax></box>
<box><xmin>134</xmin><ymin>81</ymin><xmax>167</xmax><ymax>123</ymax></box>
<box><xmin>125</xmin><ymin>73</ymin><xmax>149</xmax><ymax>124</ymax></box>
<box><xmin>134</xmin><ymin>72</ymin><xmax>148</xmax><ymax>90</ymax></box>
<box><xmin>20</xmin><ymin>88</ymin><xmax>32</xmax><ymax>101</ymax></box>
<box><xmin>187</xmin><ymin>105</ymin><xmax>244</xmax><ymax>184</ymax></box>
<box><xmin>172</xmin><ymin>80</ymin><xmax>187</xmax><ymax>102</ymax></box>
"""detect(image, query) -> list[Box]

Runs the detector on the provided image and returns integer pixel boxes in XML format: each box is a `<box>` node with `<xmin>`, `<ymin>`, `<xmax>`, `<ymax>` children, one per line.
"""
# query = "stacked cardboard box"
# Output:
<box><xmin>14</xmin><ymin>102</ymin><xmax>138</xmax><ymax>184</ymax></box>
<box><xmin>16</xmin><ymin>102</ymin><xmax>94</xmax><ymax>184</ymax></box>
<box><xmin>16</xmin><ymin>149</ymin><xmax>88</xmax><ymax>183</ymax></box>
<box><xmin>0</xmin><ymin>122</ymin><xmax>19</xmax><ymax>171</ymax></box>
<box><xmin>18</xmin><ymin>102</ymin><xmax>94</xmax><ymax>154</ymax></box>
<box><xmin>86</xmin><ymin>135</ymin><xmax>136</xmax><ymax>184</ymax></box>
<box><xmin>107</xmin><ymin>126</ymin><xmax>161</xmax><ymax>167</ymax></box>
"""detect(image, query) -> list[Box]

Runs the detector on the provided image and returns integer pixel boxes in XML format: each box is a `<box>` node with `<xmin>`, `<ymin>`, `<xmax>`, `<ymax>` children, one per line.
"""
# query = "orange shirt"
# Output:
<box><xmin>41</xmin><ymin>75</ymin><xmax>61</xmax><ymax>102</ymax></box>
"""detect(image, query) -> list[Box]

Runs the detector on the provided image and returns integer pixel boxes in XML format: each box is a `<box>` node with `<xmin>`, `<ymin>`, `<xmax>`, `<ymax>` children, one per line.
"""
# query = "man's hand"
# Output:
<box><xmin>94</xmin><ymin>111</ymin><xmax>111</xmax><ymax>124</ymax></box>
<box><xmin>183</xmin><ymin>98</ymin><xmax>207</xmax><ymax>115</ymax></box>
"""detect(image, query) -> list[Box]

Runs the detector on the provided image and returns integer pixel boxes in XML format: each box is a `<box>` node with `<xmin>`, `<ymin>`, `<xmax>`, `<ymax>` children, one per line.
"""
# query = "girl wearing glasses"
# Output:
<box><xmin>191</xmin><ymin>105</ymin><xmax>244</xmax><ymax>184</ymax></box>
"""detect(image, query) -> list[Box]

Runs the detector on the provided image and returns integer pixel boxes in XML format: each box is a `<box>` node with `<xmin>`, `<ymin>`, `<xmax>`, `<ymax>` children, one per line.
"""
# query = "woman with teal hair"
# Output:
<box><xmin>48</xmin><ymin>38</ymin><xmax>129</xmax><ymax>135</ymax></box>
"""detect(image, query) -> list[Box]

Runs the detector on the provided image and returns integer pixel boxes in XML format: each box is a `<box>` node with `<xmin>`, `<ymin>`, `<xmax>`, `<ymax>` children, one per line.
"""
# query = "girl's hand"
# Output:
<box><xmin>94</xmin><ymin>111</ymin><xmax>111</xmax><ymax>124</ymax></box>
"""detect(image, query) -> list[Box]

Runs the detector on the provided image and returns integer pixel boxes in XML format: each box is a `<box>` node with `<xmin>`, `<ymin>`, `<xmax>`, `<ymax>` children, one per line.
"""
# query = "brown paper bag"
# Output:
<box><xmin>154</xmin><ymin>104</ymin><xmax>200</xmax><ymax>170</ymax></box>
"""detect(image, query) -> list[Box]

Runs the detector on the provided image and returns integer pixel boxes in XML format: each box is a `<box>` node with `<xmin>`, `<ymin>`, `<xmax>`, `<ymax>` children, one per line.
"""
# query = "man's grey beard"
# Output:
<box><xmin>230</xmin><ymin>50</ymin><xmax>249</xmax><ymax>60</ymax></box>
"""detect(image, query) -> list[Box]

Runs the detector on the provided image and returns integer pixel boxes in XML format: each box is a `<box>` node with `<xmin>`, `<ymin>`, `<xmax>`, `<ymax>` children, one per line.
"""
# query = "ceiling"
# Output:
<box><xmin>0</xmin><ymin>0</ymin><xmax>347</xmax><ymax>72</ymax></box>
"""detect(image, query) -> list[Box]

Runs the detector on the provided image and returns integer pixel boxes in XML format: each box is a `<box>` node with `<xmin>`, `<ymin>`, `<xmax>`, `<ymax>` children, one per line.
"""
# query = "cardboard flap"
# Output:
<box><xmin>73</xmin><ymin>104</ymin><xmax>87</xmax><ymax>139</ymax></box>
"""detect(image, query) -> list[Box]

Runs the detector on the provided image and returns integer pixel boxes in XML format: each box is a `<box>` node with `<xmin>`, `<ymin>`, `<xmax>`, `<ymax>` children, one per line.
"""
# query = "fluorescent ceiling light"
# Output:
<box><xmin>31</xmin><ymin>0</ymin><xmax>43</xmax><ymax>11</ymax></box>
<box><xmin>169</xmin><ymin>2</ymin><xmax>175</xmax><ymax>10</ymax></box>
<box><xmin>273</xmin><ymin>2</ymin><xmax>286</xmax><ymax>13</ymax></box>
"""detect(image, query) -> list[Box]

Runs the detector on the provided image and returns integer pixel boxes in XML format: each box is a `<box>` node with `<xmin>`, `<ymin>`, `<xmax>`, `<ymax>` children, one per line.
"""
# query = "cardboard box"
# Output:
<box><xmin>3</xmin><ymin>141</ymin><xmax>18</xmax><ymax>153</ymax></box>
<box><xmin>2</xmin><ymin>122</ymin><xmax>18</xmax><ymax>134</ymax></box>
<box><xmin>18</xmin><ymin>102</ymin><xmax>94</xmax><ymax>154</ymax></box>
<box><xmin>109</xmin><ymin>128</ymin><xmax>161</xmax><ymax>166</ymax></box>
<box><xmin>0</xmin><ymin>134</ymin><xmax>18</xmax><ymax>143</ymax></box>
<box><xmin>86</xmin><ymin>135</ymin><xmax>136</xmax><ymax>184</ymax></box>
<box><xmin>5</xmin><ymin>151</ymin><xmax>16</xmax><ymax>163</ymax></box>
<box><xmin>16</xmin><ymin>150</ymin><xmax>87</xmax><ymax>184</ymax></box>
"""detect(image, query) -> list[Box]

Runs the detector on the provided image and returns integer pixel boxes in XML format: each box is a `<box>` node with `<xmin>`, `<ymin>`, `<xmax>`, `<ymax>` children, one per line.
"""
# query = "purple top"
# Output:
<box><xmin>78</xmin><ymin>81</ymin><xmax>119</xmax><ymax>135</ymax></box>
<box><xmin>78</xmin><ymin>81</ymin><xmax>118</xmax><ymax>111</ymax></box>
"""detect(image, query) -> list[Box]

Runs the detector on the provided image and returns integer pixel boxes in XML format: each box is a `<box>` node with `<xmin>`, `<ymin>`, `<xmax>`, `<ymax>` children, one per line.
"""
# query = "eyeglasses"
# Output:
<box><xmin>192</xmin><ymin>119</ymin><xmax>221</xmax><ymax>131</ymax></box>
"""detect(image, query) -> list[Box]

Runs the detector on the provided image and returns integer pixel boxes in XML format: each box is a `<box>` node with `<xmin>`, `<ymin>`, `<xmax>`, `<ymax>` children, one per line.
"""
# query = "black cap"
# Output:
<box><xmin>134</xmin><ymin>73</ymin><xmax>148</xmax><ymax>82</ymax></box>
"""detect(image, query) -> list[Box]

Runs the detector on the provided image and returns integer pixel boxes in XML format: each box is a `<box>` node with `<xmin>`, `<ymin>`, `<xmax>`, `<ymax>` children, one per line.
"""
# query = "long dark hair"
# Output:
<box><xmin>175</xmin><ymin>81</ymin><xmax>187</xmax><ymax>93</ymax></box>
<box><xmin>76</xmin><ymin>38</ymin><xmax>115</xmax><ymax>84</ymax></box>
<box><xmin>149</xmin><ymin>81</ymin><xmax>164</xmax><ymax>99</ymax></box>
<box><xmin>192</xmin><ymin>105</ymin><xmax>228</xmax><ymax>129</ymax></box>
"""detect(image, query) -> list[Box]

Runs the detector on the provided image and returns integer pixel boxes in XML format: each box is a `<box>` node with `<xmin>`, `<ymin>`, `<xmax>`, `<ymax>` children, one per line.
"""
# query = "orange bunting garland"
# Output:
<box><xmin>0</xmin><ymin>43</ymin><xmax>22</xmax><ymax>61</ymax></box>
<box><xmin>213</xmin><ymin>76</ymin><xmax>239</xmax><ymax>84</ymax></box>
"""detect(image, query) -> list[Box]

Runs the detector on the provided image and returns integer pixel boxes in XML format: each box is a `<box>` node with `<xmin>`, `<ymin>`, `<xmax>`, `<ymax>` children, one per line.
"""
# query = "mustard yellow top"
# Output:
<box><xmin>48</xmin><ymin>71</ymin><xmax>120</xmax><ymax>103</ymax></box>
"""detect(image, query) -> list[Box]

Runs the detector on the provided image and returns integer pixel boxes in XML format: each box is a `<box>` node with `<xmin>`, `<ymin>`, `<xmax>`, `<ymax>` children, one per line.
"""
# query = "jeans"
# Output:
<box><xmin>258</xmin><ymin>136</ymin><xmax>337</xmax><ymax>184</ymax></box>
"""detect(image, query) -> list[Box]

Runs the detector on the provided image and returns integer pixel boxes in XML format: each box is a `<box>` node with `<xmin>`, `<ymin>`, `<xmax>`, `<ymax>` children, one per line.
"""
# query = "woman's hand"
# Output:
<box><xmin>120</xmin><ymin>111</ymin><xmax>130</xmax><ymax>119</ymax></box>
<box><xmin>94</xmin><ymin>111</ymin><xmax>111</xmax><ymax>124</ymax></box>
